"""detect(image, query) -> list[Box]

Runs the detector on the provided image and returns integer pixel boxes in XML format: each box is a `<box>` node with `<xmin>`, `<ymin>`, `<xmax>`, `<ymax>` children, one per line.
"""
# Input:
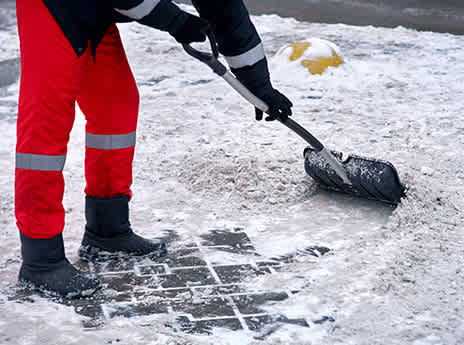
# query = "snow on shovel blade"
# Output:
<box><xmin>304</xmin><ymin>147</ymin><xmax>405</xmax><ymax>205</ymax></box>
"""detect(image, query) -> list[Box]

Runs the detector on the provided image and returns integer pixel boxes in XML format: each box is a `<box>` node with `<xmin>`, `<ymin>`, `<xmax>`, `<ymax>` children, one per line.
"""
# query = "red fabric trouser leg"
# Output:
<box><xmin>77</xmin><ymin>25</ymin><xmax>139</xmax><ymax>199</ymax></box>
<box><xmin>15</xmin><ymin>0</ymin><xmax>139</xmax><ymax>239</ymax></box>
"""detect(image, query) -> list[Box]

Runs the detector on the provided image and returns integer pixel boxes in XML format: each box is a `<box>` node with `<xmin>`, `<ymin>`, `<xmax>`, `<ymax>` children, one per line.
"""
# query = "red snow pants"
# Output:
<box><xmin>15</xmin><ymin>0</ymin><xmax>139</xmax><ymax>239</ymax></box>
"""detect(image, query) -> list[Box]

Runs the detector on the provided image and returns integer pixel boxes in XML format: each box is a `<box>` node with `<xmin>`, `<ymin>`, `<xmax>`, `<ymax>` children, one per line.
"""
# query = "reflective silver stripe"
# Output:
<box><xmin>86</xmin><ymin>132</ymin><xmax>136</xmax><ymax>150</ymax></box>
<box><xmin>16</xmin><ymin>153</ymin><xmax>66</xmax><ymax>171</ymax></box>
<box><xmin>114</xmin><ymin>0</ymin><xmax>160</xmax><ymax>20</ymax></box>
<box><xmin>225</xmin><ymin>43</ymin><xmax>265</xmax><ymax>69</ymax></box>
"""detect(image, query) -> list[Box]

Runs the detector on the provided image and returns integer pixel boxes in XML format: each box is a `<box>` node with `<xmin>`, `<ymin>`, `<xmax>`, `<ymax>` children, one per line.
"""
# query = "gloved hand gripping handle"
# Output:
<box><xmin>182</xmin><ymin>32</ymin><xmax>352</xmax><ymax>185</ymax></box>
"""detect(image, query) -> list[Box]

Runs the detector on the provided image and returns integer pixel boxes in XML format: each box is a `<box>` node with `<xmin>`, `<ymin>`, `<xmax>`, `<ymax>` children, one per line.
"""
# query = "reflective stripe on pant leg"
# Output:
<box><xmin>15</xmin><ymin>0</ymin><xmax>89</xmax><ymax>239</ymax></box>
<box><xmin>86</xmin><ymin>132</ymin><xmax>136</xmax><ymax>150</ymax></box>
<box><xmin>77</xmin><ymin>25</ymin><xmax>139</xmax><ymax>199</ymax></box>
<box><xmin>16</xmin><ymin>153</ymin><xmax>66</xmax><ymax>171</ymax></box>
<box><xmin>84</xmin><ymin>132</ymin><xmax>136</xmax><ymax>198</ymax></box>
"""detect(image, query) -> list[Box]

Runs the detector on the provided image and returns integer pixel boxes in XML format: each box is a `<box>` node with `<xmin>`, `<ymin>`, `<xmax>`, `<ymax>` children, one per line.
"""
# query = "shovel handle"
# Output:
<box><xmin>182</xmin><ymin>31</ymin><xmax>227</xmax><ymax>77</ymax></box>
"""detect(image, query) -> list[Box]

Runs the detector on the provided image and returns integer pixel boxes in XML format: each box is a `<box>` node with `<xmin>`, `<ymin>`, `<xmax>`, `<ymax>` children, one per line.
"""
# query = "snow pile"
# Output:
<box><xmin>178</xmin><ymin>149</ymin><xmax>316</xmax><ymax>208</ymax></box>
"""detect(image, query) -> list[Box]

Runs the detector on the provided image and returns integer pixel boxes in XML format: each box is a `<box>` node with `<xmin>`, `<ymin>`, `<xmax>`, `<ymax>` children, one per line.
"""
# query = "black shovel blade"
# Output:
<box><xmin>304</xmin><ymin>147</ymin><xmax>405</xmax><ymax>205</ymax></box>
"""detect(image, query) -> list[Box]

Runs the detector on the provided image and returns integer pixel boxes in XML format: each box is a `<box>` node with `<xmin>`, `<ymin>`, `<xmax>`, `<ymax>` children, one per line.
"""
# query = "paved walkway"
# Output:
<box><xmin>12</xmin><ymin>229</ymin><xmax>332</xmax><ymax>338</ymax></box>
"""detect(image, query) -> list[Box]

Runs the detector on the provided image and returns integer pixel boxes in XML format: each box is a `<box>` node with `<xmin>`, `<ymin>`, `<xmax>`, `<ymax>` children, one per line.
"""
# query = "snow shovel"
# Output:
<box><xmin>182</xmin><ymin>32</ymin><xmax>405</xmax><ymax>205</ymax></box>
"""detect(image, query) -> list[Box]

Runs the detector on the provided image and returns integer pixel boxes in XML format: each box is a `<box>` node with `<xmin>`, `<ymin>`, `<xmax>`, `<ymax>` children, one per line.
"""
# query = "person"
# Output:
<box><xmin>16</xmin><ymin>0</ymin><xmax>293</xmax><ymax>298</ymax></box>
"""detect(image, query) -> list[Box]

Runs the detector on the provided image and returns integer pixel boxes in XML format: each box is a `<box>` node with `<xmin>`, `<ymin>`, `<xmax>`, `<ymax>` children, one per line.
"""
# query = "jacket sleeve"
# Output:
<box><xmin>191</xmin><ymin>0</ymin><xmax>272</xmax><ymax>95</ymax></box>
<box><xmin>111</xmin><ymin>0</ymin><xmax>189</xmax><ymax>34</ymax></box>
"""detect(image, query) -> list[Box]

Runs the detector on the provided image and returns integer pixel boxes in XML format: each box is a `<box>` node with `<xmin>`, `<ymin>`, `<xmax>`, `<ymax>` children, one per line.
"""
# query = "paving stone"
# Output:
<box><xmin>192</xmin><ymin>284</ymin><xmax>247</xmax><ymax>296</ymax></box>
<box><xmin>270</xmin><ymin>245</ymin><xmax>331</xmax><ymax>263</ymax></box>
<box><xmin>134</xmin><ymin>288</ymin><xmax>191</xmax><ymax>300</ymax></box>
<box><xmin>275</xmin><ymin>315</ymin><xmax>310</xmax><ymax>328</ymax></box>
<box><xmin>159</xmin><ymin>267</ymin><xmax>217</xmax><ymax>288</ymax></box>
<box><xmin>171</xmin><ymin>296</ymin><xmax>236</xmax><ymax>319</ymax></box>
<box><xmin>169</xmin><ymin>255</ymin><xmax>207</xmax><ymax>267</ymax></box>
<box><xmin>214</xmin><ymin>264</ymin><xmax>267</xmax><ymax>284</ymax></box>
<box><xmin>246</xmin><ymin>315</ymin><xmax>309</xmax><ymax>335</ymax></box>
<box><xmin>200</xmin><ymin>229</ymin><xmax>255</xmax><ymax>254</ymax></box>
<box><xmin>232</xmin><ymin>292</ymin><xmax>289</xmax><ymax>315</ymax></box>
<box><xmin>99</xmin><ymin>273</ymin><xmax>160</xmax><ymax>292</ymax></box>
<box><xmin>102</xmin><ymin>301</ymin><xmax>169</xmax><ymax>318</ymax></box>
<box><xmin>92</xmin><ymin>259</ymin><xmax>138</xmax><ymax>274</ymax></box>
<box><xmin>256</xmin><ymin>260</ymin><xmax>285</xmax><ymax>269</ymax></box>
<box><xmin>245</xmin><ymin>315</ymin><xmax>281</xmax><ymax>333</ymax></box>
<box><xmin>156</xmin><ymin>248</ymin><xmax>207</xmax><ymax>268</ymax></box>
<box><xmin>174</xmin><ymin>316</ymin><xmax>243</xmax><ymax>334</ymax></box>
<box><xmin>135</xmin><ymin>264</ymin><xmax>167</xmax><ymax>276</ymax></box>
<box><xmin>103</xmin><ymin>291</ymin><xmax>135</xmax><ymax>303</ymax></box>
<box><xmin>163</xmin><ymin>254</ymin><xmax>207</xmax><ymax>268</ymax></box>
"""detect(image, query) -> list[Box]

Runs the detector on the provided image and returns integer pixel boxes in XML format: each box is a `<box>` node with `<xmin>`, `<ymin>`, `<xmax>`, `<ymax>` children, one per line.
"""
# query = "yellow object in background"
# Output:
<box><xmin>281</xmin><ymin>40</ymin><xmax>344</xmax><ymax>75</ymax></box>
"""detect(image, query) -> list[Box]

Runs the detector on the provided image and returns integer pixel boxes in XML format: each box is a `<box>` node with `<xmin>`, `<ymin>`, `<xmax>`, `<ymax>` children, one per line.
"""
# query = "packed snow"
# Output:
<box><xmin>0</xmin><ymin>4</ymin><xmax>463</xmax><ymax>345</ymax></box>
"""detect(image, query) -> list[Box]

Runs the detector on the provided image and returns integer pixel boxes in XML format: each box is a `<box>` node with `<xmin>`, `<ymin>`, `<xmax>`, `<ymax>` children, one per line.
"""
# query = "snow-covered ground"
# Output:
<box><xmin>1</xmin><ymin>5</ymin><xmax>463</xmax><ymax>345</ymax></box>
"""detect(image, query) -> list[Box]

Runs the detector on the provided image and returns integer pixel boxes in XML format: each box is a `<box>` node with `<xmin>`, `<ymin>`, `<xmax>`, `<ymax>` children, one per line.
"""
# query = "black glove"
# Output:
<box><xmin>232</xmin><ymin>58</ymin><xmax>293</xmax><ymax>122</ymax></box>
<box><xmin>170</xmin><ymin>14</ymin><xmax>210</xmax><ymax>44</ymax></box>
<box><xmin>254</xmin><ymin>89</ymin><xmax>293</xmax><ymax>122</ymax></box>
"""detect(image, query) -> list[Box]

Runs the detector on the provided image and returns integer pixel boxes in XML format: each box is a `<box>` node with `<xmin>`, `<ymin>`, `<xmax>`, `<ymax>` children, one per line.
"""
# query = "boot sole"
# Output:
<box><xmin>78</xmin><ymin>244</ymin><xmax>168</xmax><ymax>262</ymax></box>
<box><xmin>17</xmin><ymin>277</ymin><xmax>101</xmax><ymax>299</ymax></box>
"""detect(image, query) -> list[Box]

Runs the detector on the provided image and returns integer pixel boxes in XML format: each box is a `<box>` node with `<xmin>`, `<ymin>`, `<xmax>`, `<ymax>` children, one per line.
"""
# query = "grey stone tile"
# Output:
<box><xmin>159</xmin><ymin>267</ymin><xmax>217</xmax><ymax>288</ymax></box>
<box><xmin>174</xmin><ymin>316</ymin><xmax>243</xmax><ymax>334</ymax></box>
<box><xmin>214</xmin><ymin>264</ymin><xmax>267</xmax><ymax>284</ymax></box>
<box><xmin>171</xmin><ymin>296</ymin><xmax>236</xmax><ymax>319</ymax></box>
<box><xmin>232</xmin><ymin>292</ymin><xmax>289</xmax><ymax>315</ymax></box>
<box><xmin>103</xmin><ymin>301</ymin><xmax>169</xmax><ymax>318</ymax></box>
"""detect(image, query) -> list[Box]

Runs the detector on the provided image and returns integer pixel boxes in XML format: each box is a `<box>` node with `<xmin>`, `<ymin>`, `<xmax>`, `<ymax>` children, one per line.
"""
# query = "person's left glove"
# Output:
<box><xmin>232</xmin><ymin>58</ymin><xmax>293</xmax><ymax>122</ymax></box>
<box><xmin>254</xmin><ymin>89</ymin><xmax>293</xmax><ymax>122</ymax></box>
<box><xmin>170</xmin><ymin>14</ymin><xmax>210</xmax><ymax>44</ymax></box>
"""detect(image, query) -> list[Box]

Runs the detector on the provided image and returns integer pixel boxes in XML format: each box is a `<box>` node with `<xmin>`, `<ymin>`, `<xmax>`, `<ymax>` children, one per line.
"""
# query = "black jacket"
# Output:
<box><xmin>42</xmin><ymin>0</ymin><xmax>261</xmax><ymax>60</ymax></box>
<box><xmin>42</xmin><ymin>0</ymin><xmax>271</xmax><ymax>102</ymax></box>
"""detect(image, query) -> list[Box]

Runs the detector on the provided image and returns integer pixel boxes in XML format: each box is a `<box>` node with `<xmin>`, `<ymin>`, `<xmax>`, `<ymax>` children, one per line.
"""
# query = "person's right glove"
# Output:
<box><xmin>231</xmin><ymin>58</ymin><xmax>293</xmax><ymax>122</ymax></box>
<box><xmin>170</xmin><ymin>14</ymin><xmax>210</xmax><ymax>44</ymax></box>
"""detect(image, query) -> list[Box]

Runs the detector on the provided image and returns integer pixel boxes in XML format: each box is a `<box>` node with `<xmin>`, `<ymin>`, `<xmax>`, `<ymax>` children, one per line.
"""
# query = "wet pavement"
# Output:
<box><xmin>0</xmin><ymin>0</ymin><xmax>14</xmax><ymax>29</ymax></box>
<box><xmin>0</xmin><ymin>58</ymin><xmax>19</xmax><ymax>88</ymax></box>
<box><xmin>1</xmin><ymin>1</ymin><xmax>463</xmax><ymax>34</ymax></box>
<box><xmin>1</xmin><ymin>0</ymin><xmax>463</xmax><ymax>34</ymax></box>
<box><xmin>183</xmin><ymin>0</ymin><xmax>464</xmax><ymax>35</ymax></box>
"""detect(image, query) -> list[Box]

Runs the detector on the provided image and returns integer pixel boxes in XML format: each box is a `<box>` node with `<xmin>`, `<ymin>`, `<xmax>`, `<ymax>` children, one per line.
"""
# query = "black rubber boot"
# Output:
<box><xmin>79</xmin><ymin>195</ymin><xmax>167</xmax><ymax>261</ymax></box>
<box><xmin>18</xmin><ymin>232</ymin><xmax>101</xmax><ymax>298</ymax></box>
